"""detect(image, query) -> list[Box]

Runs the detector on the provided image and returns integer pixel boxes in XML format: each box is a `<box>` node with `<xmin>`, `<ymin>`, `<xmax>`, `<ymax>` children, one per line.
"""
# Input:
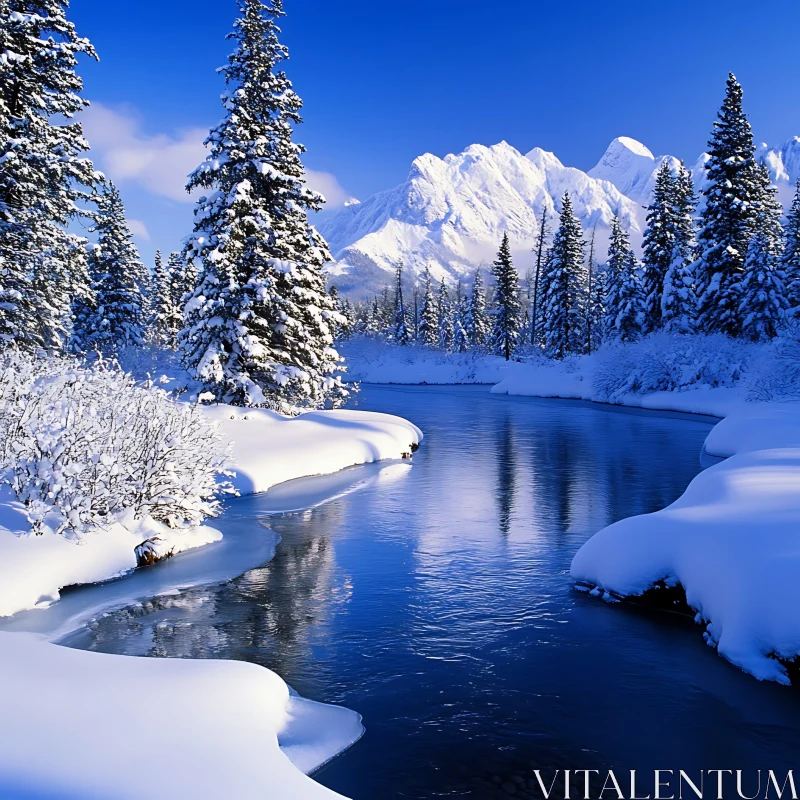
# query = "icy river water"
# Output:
<box><xmin>61</xmin><ymin>386</ymin><xmax>800</xmax><ymax>798</ymax></box>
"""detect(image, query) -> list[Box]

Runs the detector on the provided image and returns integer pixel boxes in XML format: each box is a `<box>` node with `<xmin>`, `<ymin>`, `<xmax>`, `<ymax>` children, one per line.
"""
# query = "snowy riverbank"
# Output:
<box><xmin>0</xmin><ymin>402</ymin><xmax>421</xmax><ymax>620</ymax></box>
<box><xmin>345</xmin><ymin>337</ymin><xmax>800</xmax><ymax>683</ymax></box>
<box><xmin>0</xmin><ymin>631</ymin><xmax>358</xmax><ymax>799</ymax></box>
<box><xmin>0</xmin><ymin>403</ymin><xmax>420</xmax><ymax>800</ymax></box>
<box><xmin>572</xmin><ymin>404</ymin><xmax>800</xmax><ymax>683</ymax></box>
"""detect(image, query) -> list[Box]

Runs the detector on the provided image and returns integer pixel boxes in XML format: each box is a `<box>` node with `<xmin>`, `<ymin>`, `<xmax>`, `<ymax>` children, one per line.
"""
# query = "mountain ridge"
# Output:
<box><xmin>319</xmin><ymin>135</ymin><xmax>800</xmax><ymax>297</ymax></box>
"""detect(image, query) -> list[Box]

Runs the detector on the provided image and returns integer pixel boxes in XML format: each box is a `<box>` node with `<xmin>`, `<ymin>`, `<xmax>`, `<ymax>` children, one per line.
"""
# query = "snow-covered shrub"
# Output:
<box><xmin>748</xmin><ymin>326</ymin><xmax>800</xmax><ymax>401</ymax></box>
<box><xmin>0</xmin><ymin>354</ymin><xmax>234</xmax><ymax>539</ymax></box>
<box><xmin>591</xmin><ymin>333</ymin><xmax>754</xmax><ymax>402</ymax></box>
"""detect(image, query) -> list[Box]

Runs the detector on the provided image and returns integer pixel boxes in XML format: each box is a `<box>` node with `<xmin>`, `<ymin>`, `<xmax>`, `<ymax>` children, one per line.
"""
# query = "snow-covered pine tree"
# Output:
<box><xmin>393</xmin><ymin>263</ymin><xmax>411</xmax><ymax>344</ymax></box>
<box><xmin>588</xmin><ymin>262</ymin><xmax>607</xmax><ymax>349</ymax></box>
<box><xmin>150</xmin><ymin>250</ymin><xmax>174</xmax><ymax>346</ymax></box>
<box><xmin>76</xmin><ymin>182</ymin><xmax>146</xmax><ymax>354</ymax></box>
<box><xmin>367</xmin><ymin>296</ymin><xmax>382</xmax><ymax>336</ymax></box>
<box><xmin>453</xmin><ymin>283</ymin><xmax>470</xmax><ymax>353</ymax></box>
<box><xmin>540</xmin><ymin>194</ymin><xmax>586</xmax><ymax>359</ymax></box>
<box><xmin>661</xmin><ymin>163</ymin><xmax>698</xmax><ymax>334</ymax></box>
<box><xmin>531</xmin><ymin>208</ymin><xmax>549</xmax><ymax>347</ymax></box>
<box><xmin>674</xmin><ymin>162</ymin><xmax>698</xmax><ymax>259</ymax></box>
<box><xmin>586</xmin><ymin>223</ymin><xmax>600</xmax><ymax>353</ymax></box>
<box><xmin>603</xmin><ymin>216</ymin><xmax>643</xmax><ymax>343</ymax></box>
<box><xmin>641</xmin><ymin>161</ymin><xmax>678</xmax><ymax>334</ymax></box>
<box><xmin>418</xmin><ymin>267</ymin><xmax>439</xmax><ymax>347</ymax></box>
<box><xmin>739</xmin><ymin>164</ymin><xmax>787</xmax><ymax>341</ymax></box>
<box><xmin>411</xmin><ymin>285</ymin><xmax>420</xmax><ymax>340</ymax></box>
<box><xmin>491</xmin><ymin>233</ymin><xmax>521</xmax><ymax>360</ymax></box>
<box><xmin>694</xmin><ymin>73</ymin><xmax>760</xmax><ymax>337</ymax></box>
<box><xmin>167</xmin><ymin>252</ymin><xmax>190</xmax><ymax>347</ymax></box>
<box><xmin>32</xmin><ymin>228</ymin><xmax>93</xmax><ymax>351</ymax></box>
<box><xmin>465</xmin><ymin>268</ymin><xmax>490</xmax><ymax>348</ymax></box>
<box><xmin>0</xmin><ymin>0</ymin><xmax>98</xmax><ymax>351</ymax></box>
<box><xmin>340</xmin><ymin>296</ymin><xmax>355</xmax><ymax>339</ymax></box>
<box><xmin>437</xmin><ymin>280</ymin><xmax>454</xmax><ymax>351</ymax></box>
<box><xmin>782</xmin><ymin>179</ymin><xmax>800</xmax><ymax>313</ymax></box>
<box><xmin>179</xmin><ymin>0</ymin><xmax>345</xmax><ymax>409</ymax></box>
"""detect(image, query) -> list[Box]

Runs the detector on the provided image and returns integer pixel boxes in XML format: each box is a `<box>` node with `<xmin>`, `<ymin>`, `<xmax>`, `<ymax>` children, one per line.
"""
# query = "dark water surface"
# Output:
<box><xmin>65</xmin><ymin>387</ymin><xmax>800</xmax><ymax>798</ymax></box>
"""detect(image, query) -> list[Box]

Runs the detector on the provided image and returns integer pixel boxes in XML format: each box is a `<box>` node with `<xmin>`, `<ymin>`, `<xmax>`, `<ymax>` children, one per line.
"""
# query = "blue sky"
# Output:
<box><xmin>70</xmin><ymin>0</ymin><xmax>800</xmax><ymax>266</ymax></box>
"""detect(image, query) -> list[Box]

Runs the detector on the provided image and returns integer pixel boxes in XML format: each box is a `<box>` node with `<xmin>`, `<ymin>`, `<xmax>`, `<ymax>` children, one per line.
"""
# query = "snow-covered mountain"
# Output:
<box><xmin>320</xmin><ymin>135</ymin><xmax>800</xmax><ymax>297</ymax></box>
<box><xmin>587</xmin><ymin>137</ymin><xmax>680</xmax><ymax>205</ymax></box>
<box><xmin>757</xmin><ymin>137</ymin><xmax>800</xmax><ymax>205</ymax></box>
<box><xmin>320</xmin><ymin>141</ymin><xmax>645</xmax><ymax>296</ymax></box>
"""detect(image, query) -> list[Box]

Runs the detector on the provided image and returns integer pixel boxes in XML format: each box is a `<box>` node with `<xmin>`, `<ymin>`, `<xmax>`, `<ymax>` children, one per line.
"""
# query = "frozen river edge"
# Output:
<box><xmin>0</xmin><ymin>406</ymin><xmax>422</xmax><ymax>800</ymax></box>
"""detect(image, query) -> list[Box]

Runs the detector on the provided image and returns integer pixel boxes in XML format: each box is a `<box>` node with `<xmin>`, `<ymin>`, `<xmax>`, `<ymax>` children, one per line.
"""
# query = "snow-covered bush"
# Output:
<box><xmin>591</xmin><ymin>333</ymin><xmax>755</xmax><ymax>402</ymax></box>
<box><xmin>0</xmin><ymin>354</ymin><xmax>234</xmax><ymax>539</ymax></box>
<box><xmin>748</xmin><ymin>326</ymin><xmax>800</xmax><ymax>401</ymax></box>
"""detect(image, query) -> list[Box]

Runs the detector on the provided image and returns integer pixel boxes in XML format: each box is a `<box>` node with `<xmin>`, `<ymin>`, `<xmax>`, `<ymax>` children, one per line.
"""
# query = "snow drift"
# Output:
<box><xmin>0</xmin><ymin>631</ymin><xmax>358</xmax><ymax>799</ymax></box>
<box><xmin>572</xmin><ymin>405</ymin><xmax>800</xmax><ymax>684</ymax></box>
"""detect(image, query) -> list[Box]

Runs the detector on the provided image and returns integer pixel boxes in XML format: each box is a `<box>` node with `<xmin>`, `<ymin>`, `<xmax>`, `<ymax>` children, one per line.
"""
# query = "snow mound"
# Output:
<box><xmin>206</xmin><ymin>402</ymin><xmax>423</xmax><ymax>495</ymax></box>
<box><xmin>704</xmin><ymin>404</ymin><xmax>800</xmax><ymax>457</ymax></box>
<box><xmin>0</xmin><ymin>495</ymin><xmax>222</xmax><ymax>619</ymax></box>
<box><xmin>0</xmin><ymin>631</ymin><xmax>355</xmax><ymax>799</ymax></box>
<box><xmin>572</xmin><ymin>406</ymin><xmax>800</xmax><ymax>684</ymax></box>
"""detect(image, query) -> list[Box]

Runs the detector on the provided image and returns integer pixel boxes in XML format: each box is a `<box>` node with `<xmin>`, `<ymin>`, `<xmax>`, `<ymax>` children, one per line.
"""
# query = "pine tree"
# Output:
<box><xmin>782</xmin><ymin>180</ymin><xmax>800</xmax><ymax>313</ymax></box>
<box><xmin>418</xmin><ymin>266</ymin><xmax>439</xmax><ymax>347</ymax></box>
<box><xmin>694</xmin><ymin>73</ymin><xmax>761</xmax><ymax>337</ymax></box>
<box><xmin>167</xmin><ymin>252</ymin><xmax>190</xmax><ymax>345</ymax></box>
<box><xmin>76</xmin><ymin>182</ymin><xmax>146</xmax><ymax>354</ymax></box>
<box><xmin>588</xmin><ymin>263</ymin><xmax>606</xmax><ymax>349</ymax></box>
<box><xmin>603</xmin><ymin>216</ymin><xmax>642</xmax><ymax>342</ymax></box>
<box><xmin>366</xmin><ymin>296</ymin><xmax>381</xmax><ymax>335</ymax></box>
<box><xmin>540</xmin><ymin>194</ymin><xmax>586</xmax><ymax>359</ymax></box>
<box><xmin>179</xmin><ymin>0</ymin><xmax>345</xmax><ymax>409</ymax></box>
<box><xmin>661</xmin><ymin>163</ymin><xmax>698</xmax><ymax>334</ymax></box>
<box><xmin>739</xmin><ymin>165</ymin><xmax>787</xmax><ymax>341</ymax></box>
<box><xmin>465</xmin><ymin>268</ymin><xmax>490</xmax><ymax>347</ymax></box>
<box><xmin>0</xmin><ymin>0</ymin><xmax>98</xmax><ymax>351</ymax></box>
<box><xmin>641</xmin><ymin>161</ymin><xmax>678</xmax><ymax>334</ymax></box>
<box><xmin>491</xmin><ymin>233</ymin><xmax>521</xmax><ymax>360</ymax></box>
<box><xmin>340</xmin><ymin>296</ymin><xmax>355</xmax><ymax>339</ymax></box>
<box><xmin>150</xmin><ymin>250</ymin><xmax>175</xmax><ymax>346</ymax></box>
<box><xmin>393</xmin><ymin>263</ymin><xmax>411</xmax><ymax>344</ymax></box>
<box><xmin>531</xmin><ymin>208</ymin><xmax>549</xmax><ymax>346</ymax></box>
<box><xmin>453</xmin><ymin>283</ymin><xmax>470</xmax><ymax>352</ymax></box>
<box><xmin>437</xmin><ymin>280</ymin><xmax>454</xmax><ymax>351</ymax></box>
<box><xmin>586</xmin><ymin>224</ymin><xmax>599</xmax><ymax>353</ymax></box>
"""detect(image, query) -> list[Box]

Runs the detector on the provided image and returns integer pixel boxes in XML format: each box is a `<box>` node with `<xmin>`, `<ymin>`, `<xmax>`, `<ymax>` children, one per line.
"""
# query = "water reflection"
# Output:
<box><xmin>496</xmin><ymin>415</ymin><xmax>516</xmax><ymax>537</ymax></box>
<box><xmin>65</xmin><ymin>387</ymin><xmax>800</xmax><ymax>800</ymax></box>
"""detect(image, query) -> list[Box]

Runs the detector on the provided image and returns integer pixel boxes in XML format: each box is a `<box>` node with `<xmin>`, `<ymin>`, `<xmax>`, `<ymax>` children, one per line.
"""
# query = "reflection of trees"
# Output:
<box><xmin>496</xmin><ymin>415</ymin><xmax>516</xmax><ymax>537</ymax></box>
<box><xmin>80</xmin><ymin>501</ymin><xmax>348</xmax><ymax>690</ymax></box>
<box><xmin>525</xmin><ymin>407</ymin><xmax>707</xmax><ymax>544</ymax></box>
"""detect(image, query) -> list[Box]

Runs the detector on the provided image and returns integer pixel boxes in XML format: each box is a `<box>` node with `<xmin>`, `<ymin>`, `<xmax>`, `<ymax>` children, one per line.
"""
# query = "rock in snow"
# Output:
<box><xmin>321</xmin><ymin>135</ymin><xmax>800</xmax><ymax>297</ymax></box>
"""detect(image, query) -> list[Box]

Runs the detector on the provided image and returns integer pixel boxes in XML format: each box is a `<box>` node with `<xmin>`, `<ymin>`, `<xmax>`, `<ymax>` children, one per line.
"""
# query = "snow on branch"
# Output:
<box><xmin>0</xmin><ymin>353</ymin><xmax>235</xmax><ymax>540</ymax></box>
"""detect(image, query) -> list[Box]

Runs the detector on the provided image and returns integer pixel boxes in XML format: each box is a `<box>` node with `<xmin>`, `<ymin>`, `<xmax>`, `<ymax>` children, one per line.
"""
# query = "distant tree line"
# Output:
<box><xmin>336</xmin><ymin>73</ymin><xmax>800</xmax><ymax>359</ymax></box>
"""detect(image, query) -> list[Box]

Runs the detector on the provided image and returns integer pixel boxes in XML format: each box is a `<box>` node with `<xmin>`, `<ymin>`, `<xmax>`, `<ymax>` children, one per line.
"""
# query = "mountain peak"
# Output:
<box><xmin>609</xmin><ymin>136</ymin><xmax>655</xmax><ymax>160</ymax></box>
<box><xmin>589</xmin><ymin>137</ymin><xmax>673</xmax><ymax>203</ymax></box>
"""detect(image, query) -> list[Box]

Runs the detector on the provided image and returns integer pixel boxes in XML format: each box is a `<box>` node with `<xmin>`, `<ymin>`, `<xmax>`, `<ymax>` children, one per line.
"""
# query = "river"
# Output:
<box><xmin>60</xmin><ymin>386</ymin><xmax>800</xmax><ymax>798</ymax></box>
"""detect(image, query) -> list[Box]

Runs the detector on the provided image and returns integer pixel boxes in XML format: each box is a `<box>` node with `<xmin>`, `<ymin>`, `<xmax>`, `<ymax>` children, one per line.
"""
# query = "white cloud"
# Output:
<box><xmin>82</xmin><ymin>103</ymin><xmax>207</xmax><ymax>204</ymax></box>
<box><xmin>127</xmin><ymin>219</ymin><xmax>150</xmax><ymax>241</ymax></box>
<box><xmin>82</xmin><ymin>103</ymin><xmax>353</xmax><ymax>209</ymax></box>
<box><xmin>305</xmin><ymin>169</ymin><xmax>355</xmax><ymax>209</ymax></box>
